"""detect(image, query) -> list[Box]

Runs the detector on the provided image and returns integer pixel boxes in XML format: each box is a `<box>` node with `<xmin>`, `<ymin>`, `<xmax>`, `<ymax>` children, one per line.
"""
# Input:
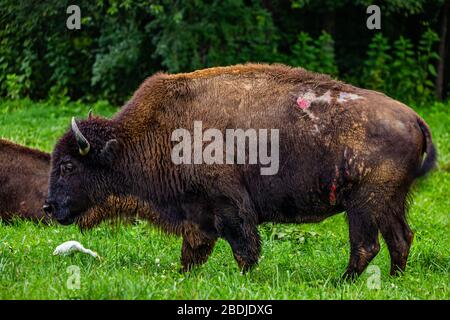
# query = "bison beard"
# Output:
<box><xmin>46</xmin><ymin>63</ymin><xmax>436</xmax><ymax>278</ymax></box>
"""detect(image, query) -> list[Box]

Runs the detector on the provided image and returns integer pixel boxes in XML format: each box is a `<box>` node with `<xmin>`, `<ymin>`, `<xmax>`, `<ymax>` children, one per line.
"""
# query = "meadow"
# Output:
<box><xmin>0</xmin><ymin>99</ymin><xmax>448</xmax><ymax>299</ymax></box>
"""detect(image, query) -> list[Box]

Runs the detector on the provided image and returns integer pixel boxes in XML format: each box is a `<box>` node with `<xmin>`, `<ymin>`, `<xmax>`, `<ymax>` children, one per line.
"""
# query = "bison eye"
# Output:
<box><xmin>60</xmin><ymin>162</ymin><xmax>74</xmax><ymax>176</ymax></box>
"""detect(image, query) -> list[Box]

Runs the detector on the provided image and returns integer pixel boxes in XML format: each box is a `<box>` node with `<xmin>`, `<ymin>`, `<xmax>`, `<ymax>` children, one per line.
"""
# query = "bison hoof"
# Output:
<box><xmin>341</xmin><ymin>270</ymin><xmax>359</xmax><ymax>282</ymax></box>
<box><xmin>389</xmin><ymin>267</ymin><xmax>405</xmax><ymax>277</ymax></box>
<box><xmin>179</xmin><ymin>266</ymin><xmax>190</xmax><ymax>274</ymax></box>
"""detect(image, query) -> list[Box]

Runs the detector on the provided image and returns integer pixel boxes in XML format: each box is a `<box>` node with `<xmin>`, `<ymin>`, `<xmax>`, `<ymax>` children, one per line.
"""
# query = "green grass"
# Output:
<box><xmin>0</xmin><ymin>98</ymin><xmax>449</xmax><ymax>300</ymax></box>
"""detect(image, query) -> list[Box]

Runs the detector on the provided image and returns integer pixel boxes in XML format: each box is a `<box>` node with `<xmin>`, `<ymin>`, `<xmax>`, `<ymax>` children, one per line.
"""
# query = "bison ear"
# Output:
<box><xmin>99</xmin><ymin>139</ymin><xmax>120</xmax><ymax>164</ymax></box>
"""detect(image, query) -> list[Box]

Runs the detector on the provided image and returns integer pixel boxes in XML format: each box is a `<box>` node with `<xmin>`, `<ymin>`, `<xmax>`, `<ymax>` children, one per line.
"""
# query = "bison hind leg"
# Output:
<box><xmin>376</xmin><ymin>193</ymin><xmax>414</xmax><ymax>276</ymax></box>
<box><xmin>343</xmin><ymin>207</ymin><xmax>380</xmax><ymax>280</ymax></box>
<box><xmin>345</xmin><ymin>183</ymin><xmax>414</xmax><ymax>278</ymax></box>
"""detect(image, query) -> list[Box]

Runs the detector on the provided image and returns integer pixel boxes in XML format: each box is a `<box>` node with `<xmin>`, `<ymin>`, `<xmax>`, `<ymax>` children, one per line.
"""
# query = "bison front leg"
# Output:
<box><xmin>224</xmin><ymin>222</ymin><xmax>261</xmax><ymax>272</ymax></box>
<box><xmin>213</xmin><ymin>186</ymin><xmax>261</xmax><ymax>272</ymax></box>
<box><xmin>180</xmin><ymin>237</ymin><xmax>216</xmax><ymax>272</ymax></box>
<box><xmin>216</xmin><ymin>212</ymin><xmax>261</xmax><ymax>272</ymax></box>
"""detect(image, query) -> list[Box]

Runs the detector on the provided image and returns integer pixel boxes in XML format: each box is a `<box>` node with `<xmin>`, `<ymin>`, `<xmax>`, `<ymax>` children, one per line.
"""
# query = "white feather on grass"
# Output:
<box><xmin>53</xmin><ymin>241</ymin><xmax>100</xmax><ymax>259</ymax></box>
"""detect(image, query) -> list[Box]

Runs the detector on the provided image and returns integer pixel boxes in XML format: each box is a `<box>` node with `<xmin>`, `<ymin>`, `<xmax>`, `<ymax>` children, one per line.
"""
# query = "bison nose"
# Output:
<box><xmin>42</xmin><ymin>202</ymin><xmax>54</xmax><ymax>216</ymax></box>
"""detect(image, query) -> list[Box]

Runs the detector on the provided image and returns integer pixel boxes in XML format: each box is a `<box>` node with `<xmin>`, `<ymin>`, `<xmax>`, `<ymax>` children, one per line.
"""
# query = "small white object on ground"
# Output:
<box><xmin>53</xmin><ymin>240</ymin><xmax>100</xmax><ymax>259</ymax></box>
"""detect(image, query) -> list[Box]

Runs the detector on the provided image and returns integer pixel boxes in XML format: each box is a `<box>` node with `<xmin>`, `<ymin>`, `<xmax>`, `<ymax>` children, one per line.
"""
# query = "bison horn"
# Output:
<box><xmin>71</xmin><ymin>117</ymin><xmax>91</xmax><ymax>155</ymax></box>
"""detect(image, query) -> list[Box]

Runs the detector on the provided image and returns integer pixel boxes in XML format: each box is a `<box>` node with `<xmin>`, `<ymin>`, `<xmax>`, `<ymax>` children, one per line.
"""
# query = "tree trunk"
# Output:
<box><xmin>436</xmin><ymin>0</ymin><xmax>448</xmax><ymax>100</ymax></box>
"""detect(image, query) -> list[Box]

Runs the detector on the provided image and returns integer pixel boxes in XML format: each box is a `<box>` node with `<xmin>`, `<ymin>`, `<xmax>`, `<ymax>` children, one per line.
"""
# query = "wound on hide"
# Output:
<box><xmin>329</xmin><ymin>166</ymin><xmax>340</xmax><ymax>206</ymax></box>
<box><xmin>329</xmin><ymin>183</ymin><xmax>337</xmax><ymax>206</ymax></box>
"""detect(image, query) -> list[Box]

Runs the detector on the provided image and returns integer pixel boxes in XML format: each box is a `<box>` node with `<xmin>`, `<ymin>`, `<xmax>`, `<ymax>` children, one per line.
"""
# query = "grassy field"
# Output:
<box><xmin>0</xmin><ymin>99</ymin><xmax>448</xmax><ymax>299</ymax></box>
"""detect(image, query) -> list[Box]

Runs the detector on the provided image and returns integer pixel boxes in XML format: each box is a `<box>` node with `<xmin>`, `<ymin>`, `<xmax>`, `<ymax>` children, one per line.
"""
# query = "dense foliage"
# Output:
<box><xmin>0</xmin><ymin>0</ymin><xmax>448</xmax><ymax>105</ymax></box>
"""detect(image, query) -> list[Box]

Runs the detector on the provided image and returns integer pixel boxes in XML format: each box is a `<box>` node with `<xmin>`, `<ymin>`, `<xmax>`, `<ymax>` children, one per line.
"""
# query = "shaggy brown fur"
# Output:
<box><xmin>0</xmin><ymin>139</ymin><xmax>50</xmax><ymax>221</ymax></box>
<box><xmin>45</xmin><ymin>63</ymin><xmax>436</xmax><ymax>277</ymax></box>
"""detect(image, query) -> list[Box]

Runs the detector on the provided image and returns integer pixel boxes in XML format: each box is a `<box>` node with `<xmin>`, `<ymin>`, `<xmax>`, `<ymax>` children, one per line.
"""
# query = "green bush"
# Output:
<box><xmin>0</xmin><ymin>1</ymin><xmax>445</xmax><ymax>104</ymax></box>
<box><xmin>147</xmin><ymin>0</ymin><xmax>279</xmax><ymax>73</ymax></box>
<box><xmin>290</xmin><ymin>31</ymin><xmax>338</xmax><ymax>76</ymax></box>
<box><xmin>361</xmin><ymin>33</ymin><xmax>391</xmax><ymax>93</ymax></box>
<box><xmin>362</xmin><ymin>29</ymin><xmax>440</xmax><ymax>105</ymax></box>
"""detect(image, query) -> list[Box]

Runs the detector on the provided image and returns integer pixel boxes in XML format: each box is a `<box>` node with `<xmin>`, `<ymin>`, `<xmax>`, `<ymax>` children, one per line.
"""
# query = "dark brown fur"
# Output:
<box><xmin>46</xmin><ymin>63</ymin><xmax>436</xmax><ymax>277</ymax></box>
<box><xmin>0</xmin><ymin>139</ymin><xmax>50</xmax><ymax>221</ymax></box>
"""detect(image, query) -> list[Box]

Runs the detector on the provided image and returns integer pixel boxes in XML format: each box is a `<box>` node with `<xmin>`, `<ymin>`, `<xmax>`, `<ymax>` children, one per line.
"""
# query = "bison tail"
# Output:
<box><xmin>416</xmin><ymin>117</ymin><xmax>437</xmax><ymax>178</ymax></box>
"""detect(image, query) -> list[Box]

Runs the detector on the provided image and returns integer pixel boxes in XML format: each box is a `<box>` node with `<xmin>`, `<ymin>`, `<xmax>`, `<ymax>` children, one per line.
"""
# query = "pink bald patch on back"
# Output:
<box><xmin>296</xmin><ymin>97</ymin><xmax>310</xmax><ymax>109</ymax></box>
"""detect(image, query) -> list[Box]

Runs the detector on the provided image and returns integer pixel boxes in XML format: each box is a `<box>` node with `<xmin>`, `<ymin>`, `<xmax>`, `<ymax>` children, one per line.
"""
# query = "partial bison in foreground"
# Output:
<box><xmin>44</xmin><ymin>64</ymin><xmax>436</xmax><ymax>278</ymax></box>
<box><xmin>0</xmin><ymin>139</ymin><xmax>50</xmax><ymax>221</ymax></box>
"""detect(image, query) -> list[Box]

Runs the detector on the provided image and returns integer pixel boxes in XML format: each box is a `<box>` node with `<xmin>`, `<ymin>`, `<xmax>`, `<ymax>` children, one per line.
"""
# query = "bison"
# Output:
<box><xmin>44</xmin><ymin>64</ymin><xmax>436</xmax><ymax>278</ymax></box>
<box><xmin>0</xmin><ymin>139</ymin><xmax>50</xmax><ymax>221</ymax></box>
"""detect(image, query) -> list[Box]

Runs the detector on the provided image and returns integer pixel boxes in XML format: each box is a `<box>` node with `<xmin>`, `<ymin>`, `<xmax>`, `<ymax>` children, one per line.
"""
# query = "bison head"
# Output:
<box><xmin>43</xmin><ymin>115</ymin><xmax>121</xmax><ymax>225</ymax></box>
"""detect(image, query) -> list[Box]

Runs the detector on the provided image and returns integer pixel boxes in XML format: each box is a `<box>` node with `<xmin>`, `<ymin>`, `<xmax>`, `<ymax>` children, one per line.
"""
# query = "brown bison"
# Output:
<box><xmin>44</xmin><ymin>64</ymin><xmax>436</xmax><ymax>278</ymax></box>
<box><xmin>0</xmin><ymin>139</ymin><xmax>50</xmax><ymax>221</ymax></box>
